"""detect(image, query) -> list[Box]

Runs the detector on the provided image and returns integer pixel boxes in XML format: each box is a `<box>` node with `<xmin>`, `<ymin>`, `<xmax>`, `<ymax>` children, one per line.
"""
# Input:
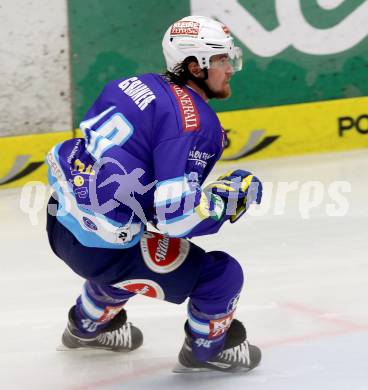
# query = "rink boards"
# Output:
<box><xmin>1</xmin><ymin>96</ymin><xmax>367</xmax><ymax>189</ymax></box>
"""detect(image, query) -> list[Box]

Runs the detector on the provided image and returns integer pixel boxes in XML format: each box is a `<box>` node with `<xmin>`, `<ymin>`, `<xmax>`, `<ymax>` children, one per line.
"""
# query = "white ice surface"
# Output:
<box><xmin>0</xmin><ymin>150</ymin><xmax>367</xmax><ymax>390</ymax></box>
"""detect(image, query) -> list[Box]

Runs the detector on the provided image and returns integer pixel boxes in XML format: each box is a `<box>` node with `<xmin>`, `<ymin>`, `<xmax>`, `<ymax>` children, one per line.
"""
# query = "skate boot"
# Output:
<box><xmin>61</xmin><ymin>306</ymin><xmax>143</xmax><ymax>352</ymax></box>
<box><xmin>174</xmin><ymin>319</ymin><xmax>261</xmax><ymax>373</ymax></box>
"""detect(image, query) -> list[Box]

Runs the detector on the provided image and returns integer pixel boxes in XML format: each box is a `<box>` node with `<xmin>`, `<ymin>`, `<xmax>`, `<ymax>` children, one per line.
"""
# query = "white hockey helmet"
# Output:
<box><xmin>162</xmin><ymin>16</ymin><xmax>242</xmax><ymax>74</ymax></box>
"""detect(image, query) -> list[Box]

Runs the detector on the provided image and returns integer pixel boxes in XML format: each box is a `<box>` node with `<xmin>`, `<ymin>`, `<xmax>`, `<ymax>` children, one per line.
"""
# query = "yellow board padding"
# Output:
<box><xmin>219</xmin><ymin>96</ymin><xmax>368</xmax><ymax>161</ymax></box>
<box><xmin>0</xmin><ymin>131</ymin><xmax>74</xmax><ymax>189</ymax></box>
<box><xmin>1</xmin><ymin>96</ymin><xmax>368</xmax><ymax>189</ymax></box>
<box><xmin>75</xmin><ymin>129</ymin><xmax>83</xmax><ymax>138</ymax></box>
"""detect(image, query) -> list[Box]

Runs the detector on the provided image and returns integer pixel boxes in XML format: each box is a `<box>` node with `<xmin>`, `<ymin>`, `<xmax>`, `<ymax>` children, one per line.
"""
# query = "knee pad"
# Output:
<box><xmin>208</xmin><ymin>250</ymin><xmax>244</xmax><ymax>301</ymax></box>
<box><xmin>190</xmin><ymin>251</ymin><xmax>244</xmax><ymax>315</ymax></box>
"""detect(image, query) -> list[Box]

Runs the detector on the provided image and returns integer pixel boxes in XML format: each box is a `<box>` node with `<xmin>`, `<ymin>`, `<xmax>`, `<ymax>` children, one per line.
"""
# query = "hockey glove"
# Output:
<box><xmin>204</xmin><ymin>170</ymin><xmax>262</xmax><ymax>223</ymax></box>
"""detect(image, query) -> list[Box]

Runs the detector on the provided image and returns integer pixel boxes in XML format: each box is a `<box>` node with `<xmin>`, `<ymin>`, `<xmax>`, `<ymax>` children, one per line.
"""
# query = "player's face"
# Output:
<box><xmin>206</xmin><ymin>54</ymin><xmax>234</xmax><ymax>99</ymax></box>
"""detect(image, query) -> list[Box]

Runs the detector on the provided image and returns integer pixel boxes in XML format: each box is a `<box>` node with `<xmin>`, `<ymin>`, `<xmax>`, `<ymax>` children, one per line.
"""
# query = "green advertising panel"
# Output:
<box><xmin>68</xmin><ymin>0</ymin><xmax>189</xmax><ymax>126</ymax></box>
<box><xmin>68</xmin><ymin>0</ymin><xmax>368</xmax><ymax>127</ymax></box>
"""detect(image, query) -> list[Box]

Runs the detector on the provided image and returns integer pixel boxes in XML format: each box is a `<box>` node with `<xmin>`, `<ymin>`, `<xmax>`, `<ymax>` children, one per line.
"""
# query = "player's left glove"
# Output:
<box><xmin>204</xmin><ymin>169</ymin><xmax>262</xmax><ymax>223</ymax></box>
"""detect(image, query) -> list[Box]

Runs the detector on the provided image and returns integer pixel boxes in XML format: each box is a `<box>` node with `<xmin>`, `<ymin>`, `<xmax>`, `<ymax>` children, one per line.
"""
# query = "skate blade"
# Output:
<box><xmin>56</xmin><ymin>344</ymin><xmax>86</xmax><ymax>351</ymax></box>
<box><xmin>56</xmin><ymin>345</ymin><xmax>108</xmax><ymax>352</ymax></box>
<box><xmin>172</xmin><ymin>363</ymin><xmax>213</xmax><ymax>373</ymax></box>
<box><xmin>57</xmin><ymin>344</ymin><xmax>71</xmax><ymax>351</ymax></box>
<box><xmin>172</xmin><ymin>362</ymin><xmax>259</xmax><ymax>374</ymax></box>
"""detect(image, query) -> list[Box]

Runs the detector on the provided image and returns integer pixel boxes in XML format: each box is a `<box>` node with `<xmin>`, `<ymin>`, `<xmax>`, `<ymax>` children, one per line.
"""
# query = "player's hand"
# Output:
<box><xmin>204</xmin><ymin>170</ymin><xmax>262</xmax><ymax>223</ymax></box>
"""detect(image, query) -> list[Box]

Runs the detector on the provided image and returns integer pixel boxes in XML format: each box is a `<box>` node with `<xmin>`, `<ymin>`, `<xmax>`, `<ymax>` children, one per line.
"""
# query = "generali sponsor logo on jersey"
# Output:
<box><xmin>140</xmin><ymin>231</ymin><xmax>190</xmax><ymax>274</ymax></box>
<box><xmin>170</xmin><ymin>84</ymin><xmax>200</xmax><ymax>132</ymax></box>
<box><xmin>113</xmin><ymin>278</ymin><xmax>165</xmax><ymax>300</ymax></box>
<box><xmin>170</xmin><ymin>20</ymin><xmax>200</xmax><ymax>36</ymax></box>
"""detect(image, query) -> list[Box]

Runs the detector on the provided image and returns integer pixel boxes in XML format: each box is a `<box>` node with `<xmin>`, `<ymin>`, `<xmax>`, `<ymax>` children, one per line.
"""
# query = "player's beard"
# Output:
<box><xmin>207</xmin><ymin>82</ymin><xmax>232</xmax><ymax>99</ymax></box>
<box><xmin>189</xmin><ymin>73</ymin><xmax>231</xmax><ymax>100</ymax></box>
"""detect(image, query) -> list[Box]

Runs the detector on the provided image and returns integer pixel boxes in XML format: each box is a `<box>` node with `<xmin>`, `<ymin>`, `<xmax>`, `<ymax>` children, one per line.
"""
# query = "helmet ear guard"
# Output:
<box><xmin>162</xmin><ymin>16</ymin><xmax>243</xmax><ymax>75</ymax></box>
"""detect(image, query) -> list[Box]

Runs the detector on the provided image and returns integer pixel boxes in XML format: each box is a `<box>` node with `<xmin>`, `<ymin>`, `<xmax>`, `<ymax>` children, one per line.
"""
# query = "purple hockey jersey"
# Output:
<box><xmin>47</xmin><ymin>73</ymin><xmax>228</xmax><ymax>249</ymax></box>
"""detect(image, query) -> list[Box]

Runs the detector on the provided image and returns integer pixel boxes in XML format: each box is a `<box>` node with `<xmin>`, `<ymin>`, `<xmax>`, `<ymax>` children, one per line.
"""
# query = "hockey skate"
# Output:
<box><xmin>61</xmin><ymin>306</ymin><xmax>143</xmax><ymax>352</ymax></box>
<box><xmin>173</xmin><ymin>319</ymin><xmax>261</xmax><ymax>373</ymax></box>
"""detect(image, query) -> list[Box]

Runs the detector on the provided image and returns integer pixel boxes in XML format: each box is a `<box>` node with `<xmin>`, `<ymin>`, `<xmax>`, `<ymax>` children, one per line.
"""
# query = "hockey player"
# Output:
<box><xmin>46</xmin><ymin>15</ymin><xmax>263</xmax><ymax>373</ymax></box>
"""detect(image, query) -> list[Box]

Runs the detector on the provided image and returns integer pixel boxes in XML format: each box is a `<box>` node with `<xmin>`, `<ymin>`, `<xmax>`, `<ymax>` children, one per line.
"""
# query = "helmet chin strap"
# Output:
<box><xmin>188</xmin><ymin>68</ymin><xmax>216</xmax><ymax>100</ymax></box>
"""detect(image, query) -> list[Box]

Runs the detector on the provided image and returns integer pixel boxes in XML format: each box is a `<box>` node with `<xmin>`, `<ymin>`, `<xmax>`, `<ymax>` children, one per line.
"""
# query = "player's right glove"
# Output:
<box><xmin>204</xmin><ymin>170</ymin><xmax>262</xmax><ymax>223</ymax></box>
